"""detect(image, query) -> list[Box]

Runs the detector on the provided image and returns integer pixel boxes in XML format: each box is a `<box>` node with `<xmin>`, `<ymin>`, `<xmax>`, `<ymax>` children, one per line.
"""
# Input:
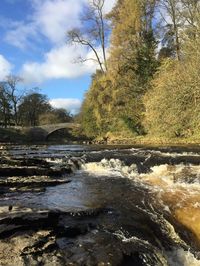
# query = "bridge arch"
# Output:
<box><xmin>25</xmin><ymin>123</ymin><xmax>80</xmax><ymax>141</ymax></box>
<box><xmin>45</xmin><ymin>127</ymin><xmax>74</xmax><ymax>140</ymax></box>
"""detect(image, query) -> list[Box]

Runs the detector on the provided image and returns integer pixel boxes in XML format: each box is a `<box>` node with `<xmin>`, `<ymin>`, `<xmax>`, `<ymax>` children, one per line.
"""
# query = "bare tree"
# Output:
<box><xmin>180</xmin><ymin>0</ymin><xmax>200</xmax><ymax>38</ymax></box>
<box><xmin>5</xmin><ymin>75</ymin><xmax>24</xmax><ymax>126</ymax></box>
<box><xmin>67</xmin><ymin>0</ymin><xmax>110</xmax><ymax>73</ymax></box>
<box><xmin>0</xmin><ymin>83</ymin><xmax>11</xmax><ymax>128</ymax></box>
<box><xmin>160</xmin><ymin>0</ymin><xmax>182</xmax><ymax>60</ymax></box>
<box><xmin>142</xmin><ymin>0</ymin><xmax>158</xmax><ymax>32</ymax></box>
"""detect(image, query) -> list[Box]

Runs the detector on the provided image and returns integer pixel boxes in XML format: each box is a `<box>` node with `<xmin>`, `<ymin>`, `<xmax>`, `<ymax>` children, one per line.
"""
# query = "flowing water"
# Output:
<box><xmin>1</xmin><ymin>144</ymin><xmax>200</xmax><ymax>265</ymax></box>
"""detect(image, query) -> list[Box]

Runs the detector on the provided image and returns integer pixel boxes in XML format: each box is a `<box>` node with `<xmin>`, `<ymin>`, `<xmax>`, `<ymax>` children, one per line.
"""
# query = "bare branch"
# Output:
<box><xmin>67</xmin><ymin>0</ymin><xmax>109</xmax><ymax>73</ymax></box>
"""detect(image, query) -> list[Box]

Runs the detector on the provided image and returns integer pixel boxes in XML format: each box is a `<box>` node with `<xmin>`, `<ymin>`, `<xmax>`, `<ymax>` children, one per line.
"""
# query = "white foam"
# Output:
<box><xmin>81</xmin><ymin>161</ymin><xmax>124</xmax><ymax>177</ymax></box>
<box><xmin>45</xmin><ymin>158</ymin><xmax>63</xmax><ymax>164</ymax></box>
<box><xmin>82</xmin><ymin>159</ymin><xmax>138</xmax><ymax>178</ymax></box>
<box><xmin>167</xmin><ymin>249</ymin><xmax>200</xmax><ymax>266</ymax></box>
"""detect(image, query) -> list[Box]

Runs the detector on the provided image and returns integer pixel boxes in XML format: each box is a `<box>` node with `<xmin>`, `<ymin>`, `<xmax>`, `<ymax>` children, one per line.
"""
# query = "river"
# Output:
<box><xmin>0</xmin><ymin>144</ymin><xmax>200</xmax><ymax>265</ymax></box>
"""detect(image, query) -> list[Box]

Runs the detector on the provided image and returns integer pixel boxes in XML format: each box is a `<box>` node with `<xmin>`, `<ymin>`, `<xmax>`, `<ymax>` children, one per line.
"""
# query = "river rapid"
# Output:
<box><xmin>1</xmin><ymin>144</ymin><xmax>200</xmax><ymax>265</ymax></box>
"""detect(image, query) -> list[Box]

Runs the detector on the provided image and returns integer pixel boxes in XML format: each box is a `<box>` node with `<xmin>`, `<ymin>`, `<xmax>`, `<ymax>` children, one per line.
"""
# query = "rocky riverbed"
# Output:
<box><xmin>1</xmin><ymin>144</ymin><xmax>200</xmax><ymax>265</ymax></box>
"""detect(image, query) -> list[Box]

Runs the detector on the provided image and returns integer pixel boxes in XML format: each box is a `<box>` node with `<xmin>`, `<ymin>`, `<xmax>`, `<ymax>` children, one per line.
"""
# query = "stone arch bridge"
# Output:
<box><xmin>23</xmin><ymin>123</ymin><xmax>80</xmax><ymax>141</ymax></box>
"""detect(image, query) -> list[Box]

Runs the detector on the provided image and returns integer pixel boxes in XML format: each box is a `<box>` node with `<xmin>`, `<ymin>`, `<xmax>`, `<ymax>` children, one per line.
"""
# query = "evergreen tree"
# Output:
<box><xmin>106</xmin><ymin>0</ymin><xmax>158</xmax><ymax>134</ymax></box>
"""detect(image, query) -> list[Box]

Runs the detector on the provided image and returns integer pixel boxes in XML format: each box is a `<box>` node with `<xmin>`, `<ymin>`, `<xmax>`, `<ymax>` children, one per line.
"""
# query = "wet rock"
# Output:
<box><xmin>0</xmin><ymin>153</ymin><xmax>77</xmax><ymax>193</ymax></box>
<box><xmin>0</xmin><ymin>176</ymin><xmax>70</xmax><ymax>189</ymax></box>
<box><xmin>0</xmin><ymin>211</ymin><xmax>170</xmax><ymax>266</ymax></box>
<box><xmin>0</xmin><ymin>166</ymin><xmax>70</xmax><ymax>177</ymax></box>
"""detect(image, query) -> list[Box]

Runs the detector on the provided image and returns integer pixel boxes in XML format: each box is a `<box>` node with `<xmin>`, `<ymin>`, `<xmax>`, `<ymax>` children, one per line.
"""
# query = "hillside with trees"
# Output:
<box><xmin>70</xmin><ymin>0</ymin><xmax>200</xmax><ymax>142</ymax></box>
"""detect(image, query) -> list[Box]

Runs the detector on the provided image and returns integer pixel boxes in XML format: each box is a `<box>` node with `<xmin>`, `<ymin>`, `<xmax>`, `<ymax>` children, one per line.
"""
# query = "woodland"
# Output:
<box><xmin>69</xmin><ymin>0</ymin><xmax>200</xmax><ymax>141</ymax></box>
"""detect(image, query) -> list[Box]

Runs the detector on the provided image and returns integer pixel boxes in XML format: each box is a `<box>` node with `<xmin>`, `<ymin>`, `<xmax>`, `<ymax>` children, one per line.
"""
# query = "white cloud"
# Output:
<box><xmin>4</xmin><ymin>0</ymin><xmax>85</xmax><ymax>48</ymax></box>
<box><xmin>4</xmin><ymin>22</ymin><xmax>37</xmax><ymax>49</ymax></box>
<box><xmin>103</xmin><ymin>0</ymin><xmax>116</xmax><ymax>14</ymax></box>
<box><xmin>0</xmin><ymin>55</ymin><xmax>12</xmax><ymax>80</ymax></box>
<box><xmin>33</xmin><ymin>0</ymin><xmax>84</xmax><ymax>44</ymax></box>
<box><xmin>50</xmin><ymin>98</ymin><xmax>82</xmax><ymax>113</ymax></box>
<box><xmin>21</xmin><ymin>44</ymin><xmax>97</xmax><ymax>83</ymax></box>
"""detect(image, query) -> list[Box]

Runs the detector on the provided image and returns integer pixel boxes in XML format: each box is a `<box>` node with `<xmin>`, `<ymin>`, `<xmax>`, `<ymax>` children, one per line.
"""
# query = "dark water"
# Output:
<box><xmin>1</xmin><ymin>144</ymin><xmax>200</xmax><ymax>265</ymax></box>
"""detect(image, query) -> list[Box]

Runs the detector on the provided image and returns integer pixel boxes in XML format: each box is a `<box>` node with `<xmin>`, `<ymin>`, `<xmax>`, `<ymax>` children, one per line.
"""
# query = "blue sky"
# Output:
<box><xmin>0</xmin><ymin>0</ymin><xmax>116</xmax><ymax>113</ymax></box>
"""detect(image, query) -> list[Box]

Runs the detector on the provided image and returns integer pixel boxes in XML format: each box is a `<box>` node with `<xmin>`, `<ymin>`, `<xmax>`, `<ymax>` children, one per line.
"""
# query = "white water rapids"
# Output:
<box><xmin>81</xmin><ymin>158</ymin><xmax>200</xmax><ymax>266</ymax></box>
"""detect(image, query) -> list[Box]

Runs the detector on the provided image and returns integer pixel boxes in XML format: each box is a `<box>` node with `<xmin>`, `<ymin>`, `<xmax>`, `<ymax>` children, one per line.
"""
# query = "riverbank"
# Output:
<box><xmin>94</xmin><ymin>134</ymin><xmax>200</xmax><ymax>146</ymax></box>
<box><xmin>1</xmin><ymin>127</ymin><xmax>200</xmax><ymax>147</ymax></box>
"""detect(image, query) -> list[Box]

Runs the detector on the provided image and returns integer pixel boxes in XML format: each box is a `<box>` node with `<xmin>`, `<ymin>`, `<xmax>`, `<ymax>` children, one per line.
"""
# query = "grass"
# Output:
<box><xmin>104</xmin><ymin>132</ymin><xmax>200</xmax><ymax>146</ymax></box>
<box><xmin>0</xmin><ymin>128</ymin><xmax>25</xmax><ymax>143</ymax></box>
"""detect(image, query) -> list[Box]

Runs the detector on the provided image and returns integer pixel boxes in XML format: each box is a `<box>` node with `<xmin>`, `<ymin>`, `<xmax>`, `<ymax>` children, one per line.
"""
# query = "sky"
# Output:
<box><xmin>0</xmin><ymin>0</ymin><xmax>116</xmax><ymax>113</ymax></box>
